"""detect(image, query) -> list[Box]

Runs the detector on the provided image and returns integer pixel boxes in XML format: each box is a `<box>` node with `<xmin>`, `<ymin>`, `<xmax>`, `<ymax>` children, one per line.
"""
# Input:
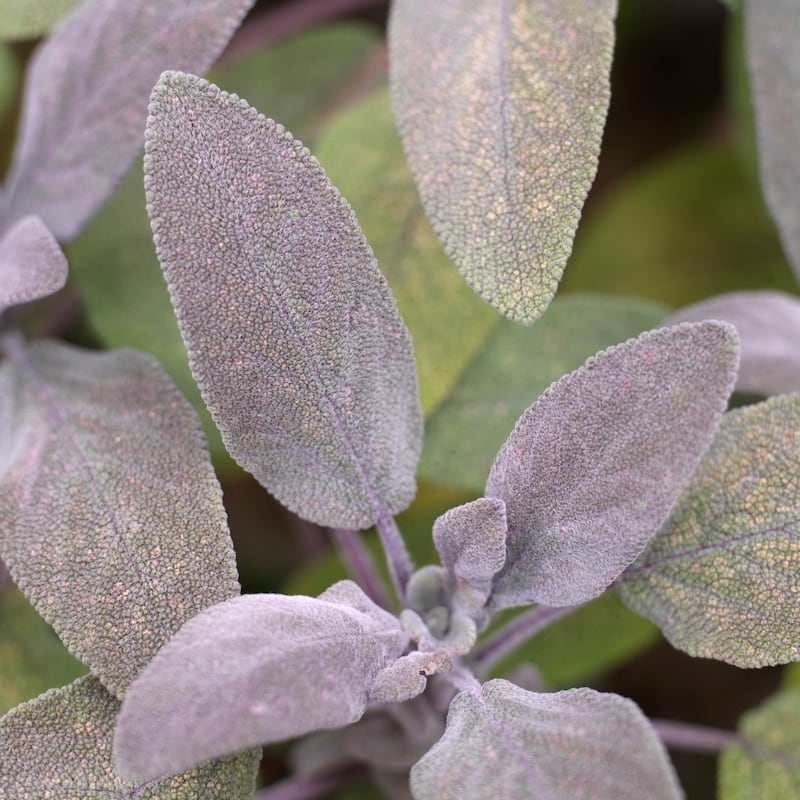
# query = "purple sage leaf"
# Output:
<box><xmin>114</xmin><ymin>581</ymin><xmax>408</xmax><ymax>781</ymax></box>
<box><xmin>0</xmin><ymin>339</ymin><xmax>241</xmax><ymax>697</ymax></box>
<box><xmin>746</xmin><ymin>0</ymin><xmax>800</xmax><ymax>282</ymax></box>
<box><xmin>410</xmin><ymin>679</ymin><xmax>683</xmax><ymax>800</ymax></box>
<box><xmin>619</xmin><ymin>394</ymin><xmax>800</xmax><ymax>668</ymax></box>
<box><xmin>486</xmin><ymin>322</ymin><xmax>740</xmax><ymax>608</ymax></box>
<box><xmin>389</xmin><ymin>0</ymin><xmax>616</xmax><ymax>323</ymax></box>
<box><xmin>665</xmin><ymin>290</ymin><xmax>800</xmax><ymax>396</ymax></box>
<box><xmin>0</xmin><ymin>0</ymin><xmax>255</xmax><ymax>240</ymax></box>
<box><xmin>144</xmin><ymin>71</ymin><xmax>422</xmax><ymax>529</ymax></box>
<box><xmin>0</xmin><ymin>215</ymin><xmax>67</xmax><ymax>313</ymax></box>
<box><xmin>0</xmin><ymin>676</ymin><xmax>260</xmax><ymax>799</ymax></box>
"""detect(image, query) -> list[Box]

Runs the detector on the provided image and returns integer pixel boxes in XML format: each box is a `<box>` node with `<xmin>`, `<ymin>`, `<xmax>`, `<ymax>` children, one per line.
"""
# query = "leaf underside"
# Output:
<box><xmin>0</xmin><ymin>340</ymin><xmax>241</xmax><ymax>697</ymax></box>
<box><xmin>410</xmin><ymin>679</ymin><xmax>683</xmax><ymax>800</ymax></box>
<box><xmin>0</xmin><ymin>676</ymin><xmax>260</xmax><ymax>799</ymax></box>
<box><xmin>114</xmin><ymin>581</ymin><xmax>408</xmax><ymax>781</ymax></box>
<box><xmin>619</xmin><ymin>394</ymin><xmax>800</xmax><ymax>668</ymax></box>
<box><xmin>144</xmin><ymin>71</ymin><xmax>422</xmax><ymax>529</ymax></box>
<box><xmin>389</xmin><ymin>0</ymin><xmax>616</xmax><ymax>323</ymax></box>
<box><xmin>486</xmin><ymin>321</ymin><xmax>740</xmax><ymax>608</ymax></box>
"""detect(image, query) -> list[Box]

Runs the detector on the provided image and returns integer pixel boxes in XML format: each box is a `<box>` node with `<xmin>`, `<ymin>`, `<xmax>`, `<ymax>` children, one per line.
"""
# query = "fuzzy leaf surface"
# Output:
<box><xmin>486</xmin><ymin>322</ymin><xmax>740</xmax><ymax>608</ymax></box>
<box><xmin>0</xmin><ymin>215</ymin><xmax>67</xmax><ymax>313</ymax></box>
<box><xmin>114</xmin><ymin>581</ymin><xmax>408</xmax><ymax>781</ymax></box>
<box><xmin>145</xmin><ymin>72</ymin><xmax>422</xmax><ymax>529</ymax></box>
<box><xmin>0</xmin><ymin>340</ymin><xmax>240</xmax><ymax>697</ymax></box>
<box><xmin>1</xmin><ymin>0</ymin><xmax>255</xmax><ymax>240</ymax></box>
<box><xmin>665</xmin><ymin>290</ymin><xmax>800</xmax><ymax>396</ymax></box>
<box><xmin>410</xmin><ymin>679</ymin><xmax>683</xmax><ymax>800</ymax></box>
<box><xmin>619</xmin><ymin>394</ymin><xmax>800</xmax><ymax>667</ymax></box>
<box><xmin>746</xmin><ymin>0</ymin><xmax>800</xmax><ymax>281</ymax></box>
<box><xmin>0</xmin><ymin>675</ymin><xmax>260</xmax><ymax>799</ymax></box>
<box><xmin>0</xmin><ymin>0</ymin><xmax>80</xmax><ymax>40</ymax></box>
<box><xmin>389</xmin><ymin>0</ymin><xmax>616</xmax><ymax>323</ymax></box>
<box><xmin>720</xmin><ymin>690</ymin><xmax>800</xmax><ymax>799</ymax></box>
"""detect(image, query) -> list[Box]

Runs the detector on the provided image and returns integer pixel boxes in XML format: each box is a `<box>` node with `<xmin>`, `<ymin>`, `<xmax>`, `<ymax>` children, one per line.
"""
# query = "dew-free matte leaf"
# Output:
<box><xmin>0</xmin><ymin>215</ymin><xmax>67</xmax><ymax>313</ymax></box>
<box><xmin>410</xmin><ymin>680</ymin><xmax>683</xmax><ymax>800</ymax></box>
<box><xmin>486</xmin><ymin>322</ymin><xmax>740</xmax><ymax>608</ymax></box>
<box><xmin>1</xmin><ymin>0</ymin><xmax>255</xmax><ymax>240</ymax></box>
<box><xmin>619</xmin><ymin>394</ymin><xmax>800</xmax><ymax>667</ymax></box>
<box><xmin>746</xmin><ymin>0</ymin><xmax>800</xmax><ymax>281</ymax></box>
<box><xmin>420</xmin><ymin>294</ymin><xmax>668</xmax><ymax>491</ymax></box>
<box><xmin>145</xmin><ymin>72</ymin><xmax>422</xmax><ymax>529</ymax></box>
<box><xmin>114</xmin><ymin>582</ymin><xmax>408</xmax><ymax>781</ymax></box>
<box><xmin>0</xmin><ymin>0</ymin><xmax>80</xmax><ymax>40</ymax></box>
<box><xmin>665</xmin><ymin>291</ymin><xmax>800</xmax><ymax>396</ymax></box>
<box><xmin>720</xmin><ymin>690</ymin><xmax>800</xmax><ymax>799</ymax></box>
<box><xmin>389</xmin><ymin>0</ymin><xmax>616</xmax><ymax>323</ymax></box>
<box><xmin>0</xmin><ymin>676</ymin><xmax>260</xmax><ymax>799</ymax></box>
<box><xmin>0</xmin><ymin>340</ymin><xmax>241</xmax><ymax>697</ymax></box>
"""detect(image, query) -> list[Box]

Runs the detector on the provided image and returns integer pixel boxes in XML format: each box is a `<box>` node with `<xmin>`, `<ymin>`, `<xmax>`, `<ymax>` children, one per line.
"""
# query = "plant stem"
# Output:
<box><xmin>219</xmin><ymin>0</ymin><xmax>387</xmax><ymax>65</ymax></box>
<box><xmin>329</xmin><ymin>527</ymin><xmax>391</xmax><ymax>609</ymax></box>
<box><xmin>374</xmin><ymin>509</ymin><xmax>413</xmax><ymax>603</ymax></box>
<box><xmin>253</xmin><ymin>766</ymin><xmax>364</xmax><ymax>800</ymax></box>
<box><xmin>472</xmin><ymin>604</ymin><xmax>578</xmax><ymax>677</ymax></box>
<box><xmin>651</xmin><ymin>719</ymin><xmax>745</xmax><ymax>754</ymax></box>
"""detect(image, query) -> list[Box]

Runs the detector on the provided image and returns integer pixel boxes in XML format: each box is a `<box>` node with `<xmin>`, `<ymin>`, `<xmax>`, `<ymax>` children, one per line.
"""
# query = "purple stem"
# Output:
<box><xmin>329</xmin><ymin>527</ymin><xmax>391</xmax><ymax>609</ymax></box>
<box><xmin>651</xmin><ymin>719</ymin><xmax>746</xmax><ymax>755</ymax></box>
<box><xmin>219</xmin><ymin>0</ymin><xmax>387</xmax><ymax>65</ymax></box>
<box><xmin>253</xmin><ymin>766</ymin><xmax>363</xmax><ymax>800</ymax></box>
<box><xmin>374</xmin><ymin>508</ymin><xmax>413</xmax><ymax>603</ymax></box>
<box><xmin>473</xmin><ymin>604</ymin><xmax>579</xmax><ymax>677</ymax></box>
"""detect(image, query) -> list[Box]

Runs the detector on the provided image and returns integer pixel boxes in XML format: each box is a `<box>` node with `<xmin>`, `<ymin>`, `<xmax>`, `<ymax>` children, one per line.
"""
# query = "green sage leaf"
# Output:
<box><xmin>619</xmin><ymin>394</ymin><xmax>800</xmax><ymax>667</ymax></box>
<box><xmin>0</xmin><ymin>340</ymin><xmax>240</xmax><ymax>697</ymax></box>
<box><xmin>145</xmin><ymin>72</ymin><xmax>422</xmax><ymax>529</ymax></box>
<box><xmin>0</xmin><ymin>0</ymin><xmax>80</xmax><ymax>40</ymax></box>
<box><xmin>0</xmin><ymin>676</ymin><xmax>259</xmax><ymax>799</ymax></box>
<box><xmin>410</xmin><ymin>679</ymin><xmax>683</xmax><ymax>800</ymax></box>
<box><xmin>389</xmin><ymin>0</ymin><xmax>616</xmax><ymax>323</ymax></box>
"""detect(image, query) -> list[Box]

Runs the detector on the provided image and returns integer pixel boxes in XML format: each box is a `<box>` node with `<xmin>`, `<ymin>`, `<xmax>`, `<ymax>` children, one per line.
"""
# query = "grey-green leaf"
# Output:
<box><xmin>1</xmin><ymin>0</ymin><xmax>255</xmax><ymax>240</ymax></box>
<box><xmin>145</xmin><ymin>71</ymin><xmax>422</xmax><ymax>529</ymax></box>
<box><xmin>720</xmin><ymin>690</ymin><xmax>800</xmax><ymax>799</ymax></box>
<box><xmin>486</xmin><ymin>322</ymin><xmax>740</xmax><ymax>608</ymax></box>
<box><xmin>410</xmin><ymin>679</ymin><xmax>683</xmax><ymax>800</ymax></box>
<box><xmin>665</xmin><ymin>290</ymin><xmax>800</xmax><ymax>396</ymax></box>
<box><xmin>389</xmin><ymin>0</ymin><xmax>616</xmax><ymax>323</ymax></box>
<box><xmin>0</xmin><ymin>215</ymin><xmax>67</xmax><ymax>313</ymax></box>
<box><xmin>745</xmin><ymin>0</ymin><xmax>800</xmax><ymax>281</ymax></box>
<box><xmin>619</xmin><ymin>394</ymin><xmax>800</xmax><ymax>667</ymax></box>
<box><xmin>0</xmin><ymin>676</ymin><xmax>260</xmax><ymax>799</ymax></box>
<box><xmin>0</xmin><ymin>340</ymin><xmax>240</xmax><ymax>697</ymax></box>
<box><xmin>0</xmin><ymin>0</ymin><xmax>81</xmax><ymax>40</ymax></box>
<box><xmin>114</xmin><ymin>581</ymin><xmax>408</xmax><ymax>781</ymax></box>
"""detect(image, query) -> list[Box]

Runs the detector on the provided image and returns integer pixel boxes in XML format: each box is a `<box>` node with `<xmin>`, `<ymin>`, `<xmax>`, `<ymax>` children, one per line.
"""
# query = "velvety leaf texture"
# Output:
<box><xmin>0</xmin><ymin>0</ymin><xmax>80</xmax><ymax>40</ymax></box>
<box><xmin>665</xmin><ymin>290</ymin><xmax>800</xmax><ymax>396</ymax></box>
<box><xmin>114</xmin><ymin>581</ymin><xmax>408</xmax><ymax>781</ymax></box>
<box><xmin>619</xmin><ymin>394</ymin><xmax>800</xmax><ymax>667</ymax></box>
<box><xmin>0</xmin><ymin>676</ymin><xmax>260</xmax><ymax>799</ymax></box>
<box><xmin>144</xmin><ymin>71</ymin><xmax>422</xmax><ymax>529</ymax></box>
<box><xmin>0</xmin><ymin>215</ymin><xmax>67</xmax><ymax>313</ymax></box>
<box><xmin>0</xmin><ymin>340</ymin><xmax>241</xmax><ymax>697</ymax></box>
<box><xmin>410</xmin><ymin>679</ymin><xmax>683</xmax><ymax>800</ymax></box>
<box><xmin>389</xmin><ymin>0</ymin><xmax>616</xmax><ymax>323</ymax></box>
<box><xmin>746</xmin><ymin>0</ymin><xmax>800</xmax><ymax>281</ymax></box>
<box><xmin>0</xmin><ymin>0</ymin><xmax>255</xmax><ymax>240</ymax></box>
<box><xmin>486</xmin><ymin>322</ymin><xmax>740</xmax><ymax>608</ymax></box>
<box><xmin>720</xmin><ymin>690</ymin><xmax>800</xmax><ymax>799</ymax></box>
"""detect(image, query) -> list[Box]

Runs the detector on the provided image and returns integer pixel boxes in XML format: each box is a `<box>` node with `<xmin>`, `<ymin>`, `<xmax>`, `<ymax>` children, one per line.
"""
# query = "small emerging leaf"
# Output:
<box><xmin>619</xmin><ymin>394</ymin><xmax>800</xmax><ymax>667</ymax></box>
<box><xmin>0</xmin><ymin>340</ymin><xmax>241</xmax><ymax>697</ymax></box>
<box><xmin>486</xmin><ymin>322</ymin><xmax>739</xmax><ymax>608</ymax></box>
<box><xmin>145</xmin><ymin>71</ymin><xmax>422</xmax><ymax>529</ymax></box>
<box><xmin>0</xmin><ymin>215</ymin><xmax>67</xmax><ymax>313</ymax></box>
<box><xmin>1</xmin><ymin>0</ymin><xmax>255</xmax><ymax>240</ymax></box>
<box><xmin>389</xmin><ymin>0</ymin><xmax>616</xmax><ymax>322</ymax></box>
<box><xmin>665</xmin><ymin>290</ymin><xmax>800</xmax><ymax>396</ymax></box>
<box><xmin>0</xmin><ymin>676</ymin><xmax>259</xmax><ymax>799</ymax></box>
<box><xmin>746</xmin><ymin>0</ymin><xmax>800</xmax><ymax>281</ymax></box>
<box><xmin>114</xmin><ymin>581</ymin><xmax>408</xmax><ymax>781</ymax></box>
<box><xmin>410</xmin><ymin>679</ymin><xmax>683</xmax><ymax>800</ymax></box>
